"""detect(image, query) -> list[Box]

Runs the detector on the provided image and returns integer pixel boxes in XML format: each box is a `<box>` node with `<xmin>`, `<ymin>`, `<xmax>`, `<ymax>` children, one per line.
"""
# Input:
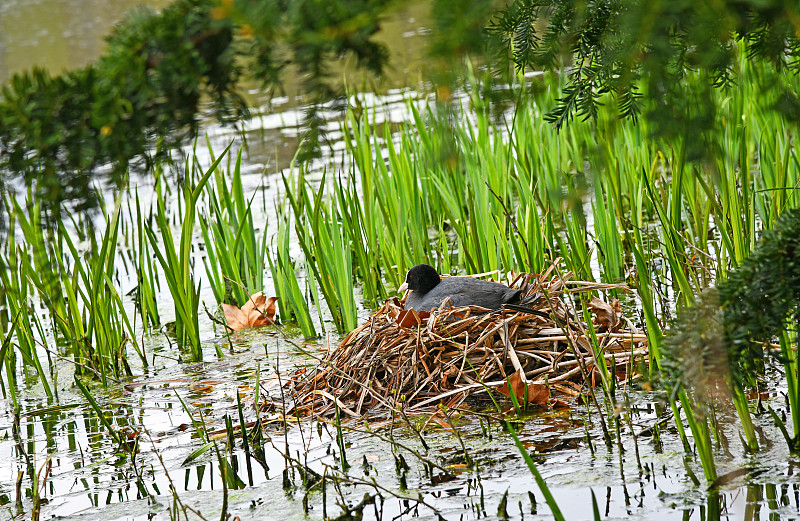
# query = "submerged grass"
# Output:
<box><xmin>0</xmin><ymin>234</ymin><xmax>52</xmax><ymax>400</ymax></box>
<box><xmin>55</xmin><ymin>200</ymin><xmax>144</xmax><ymax>381</ymax></box>
<box><xmin>6</xmin><ymin>197</ymin><xmax>141</xmax><ymax>385</ymax></box>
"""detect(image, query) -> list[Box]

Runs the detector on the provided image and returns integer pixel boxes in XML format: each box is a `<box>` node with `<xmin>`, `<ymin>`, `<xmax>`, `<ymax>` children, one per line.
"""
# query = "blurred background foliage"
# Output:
<box><xmin>488</xmin><ymin>0</ymin><xmax>800</xmax><ymax>159</ymax></box>
<box><xmin>0</xmin><ymin>0</ymin><xmax>799</xmax><ymax>215</ymax></box>
<box><xmin>0</xmin><ymin>0</ymin><xmax>243</xmax><ymax>215</ymax></box>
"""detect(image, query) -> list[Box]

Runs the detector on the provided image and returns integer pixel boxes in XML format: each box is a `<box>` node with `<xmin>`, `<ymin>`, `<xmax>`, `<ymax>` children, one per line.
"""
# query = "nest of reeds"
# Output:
<box><xmin>289</xmin><ymin>262</ymin><xmax>648</xmax><ymax>417</ymax></box>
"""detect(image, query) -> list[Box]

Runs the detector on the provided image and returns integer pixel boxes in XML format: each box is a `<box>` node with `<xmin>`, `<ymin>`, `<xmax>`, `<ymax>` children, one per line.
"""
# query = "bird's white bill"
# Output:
<box><xmin>398</xmin><ymin>281</ymin><xmax>408</xmax><ymax>293</ymax></box>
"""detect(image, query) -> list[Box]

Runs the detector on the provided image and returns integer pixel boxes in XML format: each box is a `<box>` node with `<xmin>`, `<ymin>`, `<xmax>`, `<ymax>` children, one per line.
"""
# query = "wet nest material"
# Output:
<box><xmin>289</xmin><ymin>263</ymin><xmax>648</xmax><ymax>417</ymax></box>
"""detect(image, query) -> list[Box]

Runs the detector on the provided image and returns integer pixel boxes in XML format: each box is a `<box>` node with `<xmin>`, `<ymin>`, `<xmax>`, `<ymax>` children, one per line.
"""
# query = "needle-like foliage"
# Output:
<box><xmin>488</xmin><ymin>0</ymin><xmax>800</xmax><ymax>159</ymax></box>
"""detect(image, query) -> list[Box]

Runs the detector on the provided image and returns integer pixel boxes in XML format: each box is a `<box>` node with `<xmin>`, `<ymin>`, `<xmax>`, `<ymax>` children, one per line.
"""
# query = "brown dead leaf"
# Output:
<box><xmin>575</xmin><ymin>335</ymin><xmax>593</xmax><ymax>353</ymax></box>
<box><xmin>498</xmin><ymin>369</ymin><xmax>549</xmax><ymax>406</ymax></box>
<box><xmin>587</xmin><ymin>296</ymin><xmax>623</xmax><ymax>332</ymax></box>
<box><xmin>222</xmin><ymin>292</ymin><xmax>278</xmax><ymax>331</ymax></box>
<box><xmin>395</xmin><ymin>309</ymin><xmax>430</xmax><ymax>328</ymax></box>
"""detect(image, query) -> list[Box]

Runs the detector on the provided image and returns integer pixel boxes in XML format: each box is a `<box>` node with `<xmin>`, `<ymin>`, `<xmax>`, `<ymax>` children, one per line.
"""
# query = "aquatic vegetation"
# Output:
<box><xmin>7</xmin><ymin>197</ymin><xmax>142</xmax><ymax>385</ymax></box>
<box><xmin>131</xmin><ymin>191</ymin><xmax>161</xmax><ymax>328</ymax></box>
<box><xmin>146</xmin><ymin>142</ymin><xmax>233</xmax><ymax>360</ymax></box>
<box><xmin>272</xmin><ymin>57</ymin><xmax>800</xmax><ymax>487</ymax></box>
<box><xmin>3</xmin><ymin>36</ymin><xmax>800</xmax><ymax>521</ymax></box>
<box><xmin>668</xmin><ymin>208</ymin><xmax>800</xmax><ymax>453</ymax></box>
<box><xmin>201</xmin><ymin>146</ymin><xmax>268</xmax><ymax>307</ymax></box>
<box><xmin>268</xmin><ymin>209</ymin><xmax>317</xmax><ymax>338</ymax></box>
<box><xmin>0</xmin><ymin>237</ymin><xmax>52</xmax><ymax>401</ymax></box>
<box><xmin>282</xmin><ymin>167</ymin><xmax>358</xmax><ymax>334</ymax></box>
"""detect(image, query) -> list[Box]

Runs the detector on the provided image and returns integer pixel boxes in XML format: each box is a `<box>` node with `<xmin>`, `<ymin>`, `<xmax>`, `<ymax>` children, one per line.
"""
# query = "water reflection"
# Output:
<box><xmin>4</xmin><ymin>388</ymin><xmax>800</xmax><ymax>520</ymax></box>
<box><xmin>0</xmin><ymin>0</ymin><xmax>171</xmax><ymax>83</ymax></box>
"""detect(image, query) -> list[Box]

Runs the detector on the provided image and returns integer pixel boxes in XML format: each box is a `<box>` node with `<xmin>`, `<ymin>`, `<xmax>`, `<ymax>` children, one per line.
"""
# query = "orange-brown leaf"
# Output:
<box><xmin>222</xmin><ymin>292</ymin><xmax>278</xmax><ymax>331</ymax></box>
<box><xmin>395</xmin><ymin>309</ymin><xmax>430</xmax><ymax>328</ymax></box>
<box><xmin>498</xmin><ymin>369</ymin><xmax>549</xmax><ymax>406</ymax></box>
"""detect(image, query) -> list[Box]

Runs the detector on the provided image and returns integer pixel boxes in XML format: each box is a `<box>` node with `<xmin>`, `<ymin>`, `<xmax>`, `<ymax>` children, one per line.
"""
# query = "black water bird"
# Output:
<box><xmin>398</xmin><ymin>264</ymin><xmax>522</xmax><ymax>312</ymax></box>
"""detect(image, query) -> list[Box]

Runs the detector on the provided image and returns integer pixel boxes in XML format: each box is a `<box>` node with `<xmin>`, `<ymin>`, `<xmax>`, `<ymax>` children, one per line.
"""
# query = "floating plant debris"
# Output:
<box><xmin>222</xmin><ymin>292</ymin><xmax>279</xmax><ymax>331</ymax></box>
<box><xmin>289</xmin><ymin>262</ymin><xmax>649</xmax><ymax>416</ymax></box>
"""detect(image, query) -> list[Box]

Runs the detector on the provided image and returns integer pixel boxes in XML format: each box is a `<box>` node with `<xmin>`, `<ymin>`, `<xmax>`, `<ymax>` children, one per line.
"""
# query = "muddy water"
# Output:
<box><xmin>0</xmin><ymin>0</ymin><xmax>170</xmax><ymax>83</ymax></box>
<box><xmin>2</xmin><ymin>2</ymin><xmax>800</xmax><ymax>521</ymax></box>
